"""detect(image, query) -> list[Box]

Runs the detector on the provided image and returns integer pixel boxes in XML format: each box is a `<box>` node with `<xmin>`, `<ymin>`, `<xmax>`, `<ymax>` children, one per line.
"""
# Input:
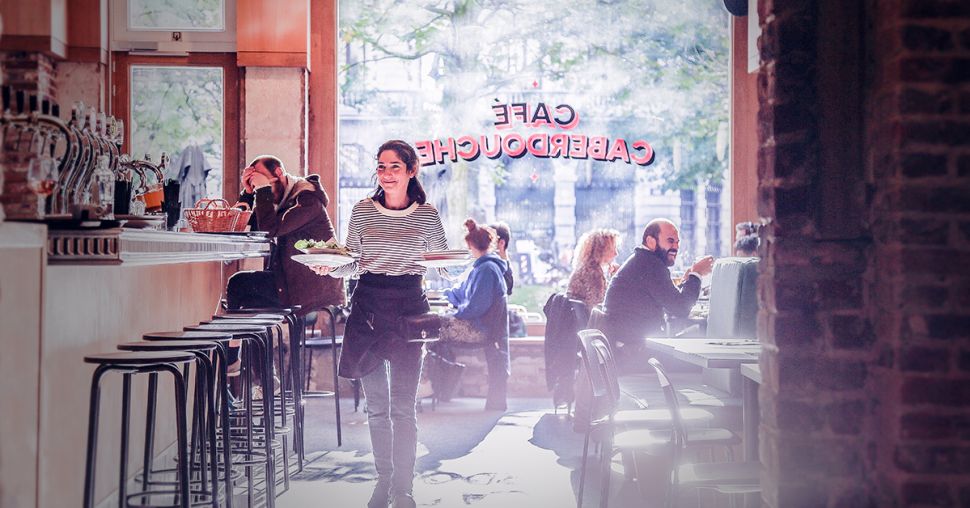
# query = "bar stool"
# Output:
<box><xmin>141</xmin><ymin>331</ymin><xmax>236</xmax><ymax>508</ymax></box>
<box><xmin>302</xmin><ymin>305</ymin><xmax>345</xmax><ymax>445</ymax></box>
<box><xmin>221</xmin><ymin>307</ymin><xmax>309</xmax><ymax>469</ymax></box>
<box><xmin>116</xmin><ymin>340</ymin><xmax>221</xmax><ymax>508</ymax></box>
<box><xmin>203</xmin><ymin>317</ymin><xmax>295</xmax><ymax>487</ymax></box>
<box><xmin>185</xmin><ymin>323</ymin><xmax>277</xmax><ymax>506</ymax></box>
<box><xmin>83</xmin><ymin>351</ymin><xmax>195</xmax><ymax>508</ymax></box>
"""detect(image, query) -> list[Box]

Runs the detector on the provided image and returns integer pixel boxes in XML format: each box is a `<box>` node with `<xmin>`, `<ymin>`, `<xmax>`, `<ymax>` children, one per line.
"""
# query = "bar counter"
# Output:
<box><xmin>0</xmin><ymin>222</ymin><xmax>269</xmax><ymax>507</ymax></box>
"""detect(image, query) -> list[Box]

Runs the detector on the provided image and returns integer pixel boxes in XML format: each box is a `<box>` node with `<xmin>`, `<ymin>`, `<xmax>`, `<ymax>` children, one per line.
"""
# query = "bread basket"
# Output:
<box><xmin>183</xmin><ymin>198</ymin><xmax>243</xmax><ymax>232</ymax></box>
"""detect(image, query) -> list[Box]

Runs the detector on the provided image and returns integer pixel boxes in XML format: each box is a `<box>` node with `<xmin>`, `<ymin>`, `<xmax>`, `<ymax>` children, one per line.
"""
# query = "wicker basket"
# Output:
<box><xmin>183</xmin><ymin>198</ymin><xmax>242</xmax><ymax>232</ymax></box>
<box><xmin>232</xmin><ymin>209</ymin><xmax>253</xmax><ymax>232</ymax></box>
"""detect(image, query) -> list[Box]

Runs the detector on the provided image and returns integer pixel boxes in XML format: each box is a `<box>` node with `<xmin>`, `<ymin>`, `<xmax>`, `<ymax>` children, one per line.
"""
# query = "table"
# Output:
<box><xmin>643</xmin><ymin>337</ymin><xmax>761</xmax><ymax>369</ymax></box>
<box><xmin>740</xmin><ymin>363</ymin><xmax>761</xmax><ymax>461</ymax></box>
<box><xmin>643</xmin><ymin>337</ymin><xmax>761</xmax><ymax>395</ymax></box>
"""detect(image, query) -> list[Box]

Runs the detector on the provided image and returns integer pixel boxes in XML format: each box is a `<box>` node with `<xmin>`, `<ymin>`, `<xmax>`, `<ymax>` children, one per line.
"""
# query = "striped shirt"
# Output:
<box><xmin>331</xmin><ymin>198</ymin><xmax>449</xmax><ymax>278</ymax></box>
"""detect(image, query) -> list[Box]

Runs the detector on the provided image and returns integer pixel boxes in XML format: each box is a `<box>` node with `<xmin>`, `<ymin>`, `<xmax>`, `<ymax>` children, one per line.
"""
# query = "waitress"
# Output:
<box><xmin>310</xmin><ymin>139</ymin><xmax>447</xmax><ymax>508</ymax></box>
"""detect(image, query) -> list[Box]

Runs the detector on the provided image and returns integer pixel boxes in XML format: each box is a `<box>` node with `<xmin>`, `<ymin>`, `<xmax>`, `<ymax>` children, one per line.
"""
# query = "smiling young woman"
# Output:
<box><xmin>309</xmin><ymin>139</ymin><xmax>447</xmax><ymax>508</ymax></box>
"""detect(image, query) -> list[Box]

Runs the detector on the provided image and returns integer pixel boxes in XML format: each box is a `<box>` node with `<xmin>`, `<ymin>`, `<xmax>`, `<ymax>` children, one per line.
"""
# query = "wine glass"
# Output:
<box><xmin>27</xmin><ymin>154</ymin><xmax>57</xmax><ymax>197</ymax></box>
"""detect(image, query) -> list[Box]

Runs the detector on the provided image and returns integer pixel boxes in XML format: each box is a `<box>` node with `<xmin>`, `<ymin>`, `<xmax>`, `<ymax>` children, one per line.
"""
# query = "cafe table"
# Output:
<box><xmin>740</xmin><ymin>363</ymin><xmax>762</xmax><ymax>461</ymax></box>
<box><xmin>643</xmin><ymin>337</ymin><xmax>761</xmax><ymax>395</ymax></box>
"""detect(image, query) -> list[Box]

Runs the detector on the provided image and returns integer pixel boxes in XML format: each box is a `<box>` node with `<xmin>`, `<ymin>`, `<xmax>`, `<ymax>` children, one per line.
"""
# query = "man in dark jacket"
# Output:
<box><xmin>238</xmin><ymin>155</ymin><xmax>345</xmax><ymax>314</ymax></box>
<box><xmin>602</xmin><ymin>218</ymin><xmax>713</xmax><ymax>348</ymax></box>
<box><xmin>490</xmin><ymin>222</ymin><xmax>514</xmax><ymax>295</ymax></box>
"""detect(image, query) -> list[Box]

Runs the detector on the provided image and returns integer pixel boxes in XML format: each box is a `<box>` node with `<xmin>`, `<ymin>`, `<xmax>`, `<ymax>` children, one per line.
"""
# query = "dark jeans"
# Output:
<box><xmin>483</xmin><ymin>336</ymin><xmax>510</xmax><ymax>406</ymax></box>
<box><xmin>361</xmin><ymin>342</ymin><xmax>425</xmax><ymax>495</ymax></box>
<box><xmin>350</xmin><ymin>273</ymin><xmax>429</xmax><ymax>496</ymax></box>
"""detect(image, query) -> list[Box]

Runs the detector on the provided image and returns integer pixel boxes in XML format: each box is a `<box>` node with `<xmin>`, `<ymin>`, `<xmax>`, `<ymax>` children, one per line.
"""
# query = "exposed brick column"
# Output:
<box><xmin>0</xmin><ymin>51</ymin><xmax>58</xmax><ymax>104</ymax></box>
<box><xmin>757</xmin><ymin>0</ymin><xmax>970</xmax><ymax>506</ymax></box>
<box><xmin>0</xmin><ymin>51</ymin><xmax>59</xmax><ymax>219</ymax></box>
<box><xmin>871</xmin><ymin>0</ymin><xmax>970</xmax><ymax>506</ymax></box>
<box><xmin>757</xmin><ymin>0</ymin><xmax>876</xmax><ymax>504</ymax></box>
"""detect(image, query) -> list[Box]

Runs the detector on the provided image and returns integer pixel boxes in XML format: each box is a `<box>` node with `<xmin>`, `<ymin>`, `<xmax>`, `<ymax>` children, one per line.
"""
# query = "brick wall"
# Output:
<box><xmin>0</xmin><ymin>51</ymin><xmax>58</xmax><ymax>219</ymax></box>
<box><xmin>757</xmin><ymin>0</ymin><xmax>970</xmax><ymax>505</ymax></box>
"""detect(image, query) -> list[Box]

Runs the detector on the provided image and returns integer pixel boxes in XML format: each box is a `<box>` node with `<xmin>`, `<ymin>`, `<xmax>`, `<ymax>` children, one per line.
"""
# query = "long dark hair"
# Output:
<box><xmin>372</xmin><ymin>140</ymin><xmax>427</xmax><ymax>206</ymax></box>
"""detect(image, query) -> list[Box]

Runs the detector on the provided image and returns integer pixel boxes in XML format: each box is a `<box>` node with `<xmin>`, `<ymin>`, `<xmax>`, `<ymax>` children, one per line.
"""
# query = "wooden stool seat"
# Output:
<box><xmin>143</xmin><ymin>330</ymin><xmax>234</xmax><ymax>341</ymax></box>
<box><xmin>118</xmin><ymin>340</ymin><xmax>220</xmax><ymax>352</ymax></box>
<box><xmin>214</xmin><ymin>313</ymin><xmax>286</xmax><ymax>320</ymax></box>
<box><xmin>204</xmin><ymin>318</ymin><xmax>282</xmax><ymax>326</ymax></box>
<box><xmin>186</xmin><ymin>323</ymin><xmax>266</xmax><ymax>334</ymax></box>
<box><xmin>83</xmin><ymin>351</ymin><xmax>195</xmax><ymax>365</ymax></box>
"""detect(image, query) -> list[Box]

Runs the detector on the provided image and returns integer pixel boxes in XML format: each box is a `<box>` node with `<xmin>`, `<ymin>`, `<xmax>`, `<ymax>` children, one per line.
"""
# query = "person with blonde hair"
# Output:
<box><xmin>566</xmin><ymin>228</ymin><xmax>621</xmax><ymax>308</ymax></box>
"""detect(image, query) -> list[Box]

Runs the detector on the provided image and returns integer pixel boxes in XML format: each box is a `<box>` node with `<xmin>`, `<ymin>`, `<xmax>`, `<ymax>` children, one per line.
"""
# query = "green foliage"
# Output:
<box><xmin>129</xmin><ymin>0</ymin><xmax>224</xmax><ymax>29</ymax></box>
<box><xmin>129</xmin><ymin>66</ymin><xmax>224</xmax><ymax>197</ymax></box>
<box><xmin>509</xmin><ymin>284</ymin><xmax>557</xmax><ymax>314</ymax></box>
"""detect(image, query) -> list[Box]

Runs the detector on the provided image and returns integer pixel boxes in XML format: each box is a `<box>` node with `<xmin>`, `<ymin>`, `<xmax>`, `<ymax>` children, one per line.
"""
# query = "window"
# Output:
<box><xmin>129</xmin><ymin>65</ymin><xmax>224</xmax><ymax>198</ymax></box>
<box><xmin>337</xmin><ymin>0</ymin><xmax>730</xmax><ymax>311</ymax></box>
<box><xmin>128</xmin><ymin>0</ymin><xmax>225</xmax><ymax>31</ymax></box>
<box><xmin>111</xmin><ymin>0</ymin><xmax>236</xmax><ymax>52</ymax></box>
<box><xmin>112</xmin><ymin>54</ymin><xmax>240</xmax><ymax>201</ymax></box>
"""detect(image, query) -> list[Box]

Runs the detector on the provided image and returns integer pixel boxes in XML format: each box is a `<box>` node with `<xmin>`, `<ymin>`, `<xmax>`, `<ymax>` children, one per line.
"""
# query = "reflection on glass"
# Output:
<box><xmin>27</xmin><ymin>155</ymin><xmax>57</xmax><ymax>196</ymax></box>
<box><xmin>130</xmin><ymin>65</ymin><xmax>224</xmax><ymax>199</ymax></box>
<box><xmin>129</xmin><ymin>0</ymin><xmax>224</xmax><ymax>30</ymax></box>
<box><xmin>337</xmin><ymin>0</ymin><xmax>731</xmax><ymax>307</ymax></box>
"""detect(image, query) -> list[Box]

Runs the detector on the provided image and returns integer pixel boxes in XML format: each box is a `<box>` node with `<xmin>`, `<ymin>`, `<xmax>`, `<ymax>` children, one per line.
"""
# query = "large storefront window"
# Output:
<box><xmin>337</xmin><ymin>0</ymin><xmax>730</xmax><ymax>311</ymax></box>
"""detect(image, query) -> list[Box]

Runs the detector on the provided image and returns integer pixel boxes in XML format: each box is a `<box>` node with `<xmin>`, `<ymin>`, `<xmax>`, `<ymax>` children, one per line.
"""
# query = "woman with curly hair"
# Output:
<box><xmin>566</xmin><ymin>228</ymin><xmax>621</xmax><ymax>309</ymax></box>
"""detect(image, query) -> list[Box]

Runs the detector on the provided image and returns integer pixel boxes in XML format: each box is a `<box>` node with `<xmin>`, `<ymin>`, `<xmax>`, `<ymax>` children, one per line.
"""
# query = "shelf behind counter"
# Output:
<box><xmin>46</xmin><ymin>227</ymin><xmax>271</xmax><ymax>265</ymax></box>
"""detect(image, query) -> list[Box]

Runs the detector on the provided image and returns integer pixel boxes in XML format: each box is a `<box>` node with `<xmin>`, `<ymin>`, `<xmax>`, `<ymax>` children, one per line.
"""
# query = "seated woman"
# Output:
<box><xmin>563</xmin><ymin>228</ymin><xmax>620</xmax><ymax>417</ymax></box>
<box><xmin>440</xmin><ymin>219</ymin><xmax>510</xmax><ymax>411</ymax></box>
<box><xmin>566</xmin><ymin>228</ymin><xmax>621</xmax><ymax>309</ymax></box>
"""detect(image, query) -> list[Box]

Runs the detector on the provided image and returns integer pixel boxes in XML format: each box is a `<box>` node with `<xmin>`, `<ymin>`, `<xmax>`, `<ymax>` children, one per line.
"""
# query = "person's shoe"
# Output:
<box><xmin>367</xmin><ymin>482</ymin><xmax>391</xmax><ymax>508</ymax></box>
<box><xmin>390</xmin><ymin>493</ymin><xmax>416</xmax><ymax>508</ymax></box>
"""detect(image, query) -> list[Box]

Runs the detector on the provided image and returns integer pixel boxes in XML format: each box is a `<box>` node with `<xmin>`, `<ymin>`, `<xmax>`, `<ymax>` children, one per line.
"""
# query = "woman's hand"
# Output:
<box><xmin>607</xmin><ymin>262</ymin><xmax>620</xmax><ymax>277</ymax></box>
<box><xmin>308</xmin><ymin>265</ymin><xmax>333</xmax><ymax>276</ymax></box>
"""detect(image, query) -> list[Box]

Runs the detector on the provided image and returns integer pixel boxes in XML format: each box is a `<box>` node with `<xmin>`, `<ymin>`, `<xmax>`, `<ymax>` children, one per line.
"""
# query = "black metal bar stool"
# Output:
<box><xmin>185</xmin><ymin>323</ymin><xmax>277</xmax><ymax>507</ymax></box>
<box><xmin>203</xmin><ymin>318</ymin><xmax>294</xmax><ymax>489</ymax></box>
<box><xmin>221</xmin><ymin>307</ymin><xmax>308</xmax><ymax>469</ymax></box>
<box><xmin>141</xmin><ymin>331</ymin><xmax>237</xmax><ymax>508</ymax></box>
<box><xmin>116</xmin><ymin>340</ymin><xmax>221</xmax><ymax>508</ymax></box>
<box><xmin>83</xmin><ymin>351</ymin><xmax>195</xmax><ymax>508</ymax></box>
<box><xmin>302</xmin><ymin>305</ymin><xmax>345</xmax><ymax>445</ymax></box>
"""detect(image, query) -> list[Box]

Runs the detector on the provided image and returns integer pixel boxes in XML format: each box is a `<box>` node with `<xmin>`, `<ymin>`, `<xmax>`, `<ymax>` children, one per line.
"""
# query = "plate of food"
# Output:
<box><xmin>292</xmin><ymin>253</ymin><xmax>357</xmax><ymax>268</ymax></box>
<box><xmin>294</xmin><ymin>238</ymin><xmax>358</xmax><ymax>257</ymax></box>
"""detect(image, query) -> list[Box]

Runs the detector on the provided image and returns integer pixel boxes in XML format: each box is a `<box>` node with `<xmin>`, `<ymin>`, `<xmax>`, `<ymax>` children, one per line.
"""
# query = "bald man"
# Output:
<box><xmin>602</xmin><ymin>218</ymin><xmax>714</xmax><ymax>350</ymax></box>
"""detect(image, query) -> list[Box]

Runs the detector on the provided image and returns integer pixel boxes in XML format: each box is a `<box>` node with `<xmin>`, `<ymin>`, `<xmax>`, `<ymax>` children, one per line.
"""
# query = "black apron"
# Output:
<box><xmin>337</xmin><ymin>273</ymin><xmax>429</xmax><ymax>379</ymax></box>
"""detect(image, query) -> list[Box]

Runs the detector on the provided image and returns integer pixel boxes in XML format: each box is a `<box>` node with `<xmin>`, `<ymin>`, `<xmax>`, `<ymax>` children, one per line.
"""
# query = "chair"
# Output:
<box><xmin>706</xmin><ymin>257</ymin><xmax>758</xmax><ymax>340</ymax></box>
<box><xmin>542</xmin><ymin>294</ymin><xmax>588</xmax><ymax>411</ymax></box>
<box><xmin>647</xmin><ymin>358</ymin><xmax>760</xmax><ymax>507</ymax></box>
<box><xmin>575</xmin><ymin>330</ymin><xmax>730</xmax><ymax>508</ymax></box>
<box><xmin>301</xmin><ymin>305</ymin><xmax>347</xmax><ymax>445</ymax></box>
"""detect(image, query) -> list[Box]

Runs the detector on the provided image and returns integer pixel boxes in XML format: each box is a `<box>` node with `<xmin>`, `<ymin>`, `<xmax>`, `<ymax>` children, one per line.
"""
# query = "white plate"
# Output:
<box><xmin>422</xmin><ymin>249</ymin><xmax>470</xmax><ymax>259</ymax></box>
<box><xmin>415</xmin><ymin>257</ymin><xmax>472</xmax><ymax>269</ymax></box>
<box><xmin>291</xmin><ymin>253</ymin><xmax>356</xmax><ymax>268</ymax></box>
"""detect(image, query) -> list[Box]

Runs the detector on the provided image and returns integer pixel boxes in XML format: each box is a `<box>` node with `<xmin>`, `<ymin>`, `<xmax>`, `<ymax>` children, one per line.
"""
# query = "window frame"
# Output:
<box><xmin>111</xmin><ymin>52</ymin><xmax>241</xmax><ymax>200</ymax></box>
